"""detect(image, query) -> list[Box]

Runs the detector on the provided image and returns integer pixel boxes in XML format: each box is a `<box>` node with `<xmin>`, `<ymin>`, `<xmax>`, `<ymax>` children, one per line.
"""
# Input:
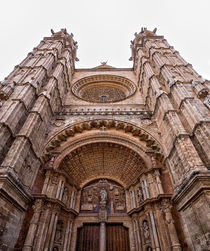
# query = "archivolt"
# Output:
<box><xmin>43</xmin><ymin>119</ymin><xmax>164</xmax><ymax>162</ymax></box>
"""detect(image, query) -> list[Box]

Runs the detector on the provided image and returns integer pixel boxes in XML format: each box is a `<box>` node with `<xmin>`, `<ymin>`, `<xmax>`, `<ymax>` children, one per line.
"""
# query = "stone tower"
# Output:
<box><xmin>0</xmin><ymin>28</ymin><xmax>209</xmax><ymax>251</ymax></box>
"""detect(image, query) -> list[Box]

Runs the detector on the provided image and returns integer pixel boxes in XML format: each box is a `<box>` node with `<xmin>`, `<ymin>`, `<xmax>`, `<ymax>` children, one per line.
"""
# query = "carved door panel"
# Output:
<box><xmin>76</xmin><ymin>223</ymin><xmax>100</xmax><ymax>251</ymax></box>
<box><xmin>106</xmin><ymin>224</ymin><xmax>130</xmax><ymax>251</ymax></box>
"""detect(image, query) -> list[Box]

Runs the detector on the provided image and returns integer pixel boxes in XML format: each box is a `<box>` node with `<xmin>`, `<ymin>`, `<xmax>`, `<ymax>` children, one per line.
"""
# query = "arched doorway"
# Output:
<box><xmin>57</xmin><ymin>142</ymin><xmax>146</xmax><ymax>251</ymax></box>
<box><xmin>75</xmin><ymin>178</ymin><xmax>130</xmax><ymax>251</ymax></box>
<box><xmin>23</xmin><ymin>132</ymin><xmax>182</xmax><ymax>251</ymax></box>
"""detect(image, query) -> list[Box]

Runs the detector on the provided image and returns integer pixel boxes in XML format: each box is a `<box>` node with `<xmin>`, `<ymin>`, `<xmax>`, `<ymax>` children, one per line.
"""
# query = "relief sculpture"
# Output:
<box><xmin>80</xmin><ymin>179</ymin><xmax>126</xmax><ymax>214</ymax></box>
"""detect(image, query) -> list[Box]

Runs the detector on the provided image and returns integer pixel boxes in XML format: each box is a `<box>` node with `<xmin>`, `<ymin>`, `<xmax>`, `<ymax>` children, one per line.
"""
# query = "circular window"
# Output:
<box><xmin>72</xmin><ymin>75</ymin><xmax>136</xmax><ymax>103</ymax></box>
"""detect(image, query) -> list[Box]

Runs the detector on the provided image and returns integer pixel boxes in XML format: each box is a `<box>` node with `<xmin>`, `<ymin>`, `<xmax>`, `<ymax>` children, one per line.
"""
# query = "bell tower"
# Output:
<box><xmin>0</xmin><ymin>29</ymin><xmax>78</xmax><ymax>250</ymax></box>
<box><xmin>130</xmin><ymin>27</ymin><xmax>210</xmax><ymax>250</ymax></box>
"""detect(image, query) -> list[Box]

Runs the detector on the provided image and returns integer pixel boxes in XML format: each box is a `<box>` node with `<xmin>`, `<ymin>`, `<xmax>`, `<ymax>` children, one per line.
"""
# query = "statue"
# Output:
<box><xmin>137</xmin><ymin>186</ymin><xmax>143</xmax><ymax>203</ymax></box>
<box><xmin>100</xmin><ymin>188</ymin><xmax>107</xmax><ymax>203</ymax></box>
<box><xmin>54</xmin><ymin>220</ymin><xmax>63</xmax><ymax>243</ymax></box>
<box><xmin>143</xmin><ymin>220</ymin><xmax>151</xmax><ymax>243</ymax></box>
<box><xmin>100</xmin><ymin>61</ymin><xmax>108</xmax><ymax>65</ymax></box>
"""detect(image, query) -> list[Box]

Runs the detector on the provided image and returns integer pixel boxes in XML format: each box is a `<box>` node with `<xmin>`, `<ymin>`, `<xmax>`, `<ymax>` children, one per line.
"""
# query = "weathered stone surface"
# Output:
<box><xmin>0</xmin><ymin>28</ymin><xmax>209</xmax><ymax>251</ymax></box>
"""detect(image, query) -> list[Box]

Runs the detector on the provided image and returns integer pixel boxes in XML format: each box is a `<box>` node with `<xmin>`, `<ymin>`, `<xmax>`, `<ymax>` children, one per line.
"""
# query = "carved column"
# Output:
<box><xmin>43</xmin><ymin>205</ymin><xmax>60</xmax><ymax>250</ymax></box>
<box><xmin>100</xmin><ymin>222</ymin><xmax>106</xmax><ymax>251</ymax></box>
<box><xmin>33</xmin><ymin>202</ymin><xmax>53</xmax><ymax>250</ymax></box>
<box><xmin>42</xmin><ymin>170</ymin><xmax>51</xmax><ymax>195</ymax></box>
<box><xmin>23</xmin><ymin>199</ymin><xmax>43</xmax><ymax>251</ymax></box>
<box><xmin>147</xmin><ymin>173</ymin><xmax>158</xmax><ymax>198</ymax></box>
<box><xmin>161</xmin><ymin>200</ymin><xmax>181</xmax><ymax>251</ymax></box>
<box><xmin>145</xmin><ymin>205</ymin><xmax>160</xmax><ymax>251</ymax></box>
<box><xmin>154</xmin><ymin>170</ymin><xmax>163</xmax><ymax>194</ymax></box>
<box><xmin>56</xmin><ymin>175</ymin><xmax>65</xmax><ymax>200</ymax></box>
<box><xmin>126</xmin><ymin>189</ymin><xmax>131</xmax><ymax>211</ymax></box>
<box><xmin>153</xmin><ymin>204</ymin><xmax>171</xmax><ymax>251</ymax></box>
<box><xmin>63</xmin><ymin>219</ymin><xmax>73</xmax><ymax>251</ymax></box>
<box><xmin>133</xmin><ymin>216</ymin><xmax>142</xmax><ymax>251</ymax></box>
<box><xmin>49</xmin><ymin>213</ymin><xmax>59</xmax><ymax>250</ymax></box>
<box><xmin>149</xmin><ymin>211</ymin><xmax>161</xmax><ymax>251</ymax></box>
<box><xmin>74</xmin><ymin>190</ymin><xmax>81</xmax><ymax>212</ymax></box>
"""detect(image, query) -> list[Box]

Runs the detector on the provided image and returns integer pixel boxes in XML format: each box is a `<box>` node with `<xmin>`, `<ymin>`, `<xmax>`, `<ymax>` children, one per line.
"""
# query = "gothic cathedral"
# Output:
<box><xmin>0</xmin><ymin>28</ymin><xmax>209</xmax><ymax>251</ymax></box>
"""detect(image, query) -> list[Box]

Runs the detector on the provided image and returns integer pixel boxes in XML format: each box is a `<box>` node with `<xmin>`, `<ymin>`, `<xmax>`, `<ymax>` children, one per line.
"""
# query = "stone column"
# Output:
<box><xmin>144</xmin><ymin>180</ymin><xmax>150</xmax><ymax>198</ymax></box>
<box><xmin>59</xmin><ymin>180</ymin><xmax>65</xmax><ymax>200</ymax></box>
<box><xmin>56</xmin><ymin>179</ymin><xmax>63</xmax><ymax>199</ymax></box>
<box><xmin>149</xmin><ymin>211</ymin><xmax>161</xmax><ymax>251</ymax></box>
<box><xmin>66</xmin><ymin>220</ymin><xmax>73</xmax><ymax>250</ymax></box>
<box><xmin>155</xmin><ymin>170</ymin><xmax>164</xmax><ymax>194</ymax></box>
<box><xmin>100</xmin><ymin>222</ymin><xmax>106</xmax><ymax>251</ymax></box>
<box><xmin>144</xmin><ymin>204</ymin><xmax>161</xmax><ymax>251</ymax></box>
<box><xmin>49</xmin><ymin>213</ymin><xmax>59</xmax><ymax>250</ymax></box>
<box><xmin>147</xmin><ymin>173</ymin><xmax>157</xmax><ymax>198</ymax></box>
<box><xmin>33</xmin><ymin>203</ymin><xmax>53</xmax><ymax>250</ymax></box>
<box><xmin>22</xmin><ymin>199</ymin><xmax>43</xmax><ymax>251</ymax></box>
<box><xmin>42</xmin><ymin>170</ymin><xmax>51</xmax><ymax>195</ymax></box>
<box><xmin>43</xmin><ymin>206</ymin><xmax>58</xmax><ymax>250</ymax></box>
<box><xmin>74</xmin><ymin>190</ymin><xmax>81</xmax><ymax>212</ymax></box>
<box><xmin>133</xmin><ymin>216</ymin><xmax>142</xmax><ymax>251</ymax></box>
<box><xmin>63</xmin><ymin>218</ymin><xmax>74</xmax><ymax>251</ymax></box>
<box><xmin>162</xmin><ymin>200</ymin><xmax>181</xmax><ymax>251</ymax></box>
<box><xmin>126</xmin><ymin>189</ymin><xmax>131</xmax><ymax>211</ymax></box>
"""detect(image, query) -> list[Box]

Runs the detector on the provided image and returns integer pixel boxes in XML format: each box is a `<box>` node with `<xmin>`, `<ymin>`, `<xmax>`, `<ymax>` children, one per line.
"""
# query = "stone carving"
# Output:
<box><xmin>81</xmin><ymin>85</ymin><xmax>126</xmax><ymax>103</ymax></box>
<box><xmin>60</xmin><ymin>142</ymin><xmax>148</xmax><ymax>188</ymax></box>
<box><xmin>12</xmin><ymin>69</ymin><xmax>26</xmax><ymax>82</ymax></box>
<box><xmin>142</xmin><ymin>220</ymin><xmax>151</xmax><ymax>243</ymax></box>
<box><xmin>72</xmin><ymin>74</ymin><xmax>136</xmax><ymax>103</ymax></box>
<box><xmin>62</xmin><ymin>187</ymin><xmax>69</xmax><ymax>205</ymax></box>
<box><xmin>80</xmin><ymin>179</ymin><xmax>126</xmax><ymax>214</ymax></box>
<box><xmin>136</xmin><ymin>186</ymin><xmax>144</xmax><ymax>204</ymax></box>
<box><xmin>50</xmin><ymin>29</ymin><xmax>78</xmax><ymax>61</ymax></box>
<box><xmin>54</xmin><ymin>220</ymin><xmax>64</xmax><ymax>243</ymax></box>
<box><xmin>100</xmin><ymin>188</ymin><xmax>107</xmax><ymax>204</ymax></box>
<box><xmin>100</xmin><ymin>61</ymin><xmax>108</xmax><ymax>65</ymax></box>
<box><xmin>204</xmin><ymin>96</ymin><xmax>210</xmax><ymax>109</ymax></box>
<box><xmin>51</xmin><ymin>174</ymin><xmax>59</xmax><ymax>185</ymax></box>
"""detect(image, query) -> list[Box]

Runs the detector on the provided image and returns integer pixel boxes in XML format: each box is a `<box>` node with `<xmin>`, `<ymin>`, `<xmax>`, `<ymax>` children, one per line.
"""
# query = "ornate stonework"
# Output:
<box><xmin>0</xmin><ymin>28</ymin><xmax>209</xmax><ymax>251</ymax></box>
<box><xmin>72</xmin><ymin>74</ymin><xmax>136</xmax><ymax>103</ymax></box>
<box><xmin>60</xmin><ymin>142</ymin><xmax>146</xmax><ymax>187</ymax></box>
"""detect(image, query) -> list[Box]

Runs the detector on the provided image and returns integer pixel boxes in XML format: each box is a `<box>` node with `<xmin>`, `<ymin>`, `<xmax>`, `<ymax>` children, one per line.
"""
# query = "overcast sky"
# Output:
<box><xmin>0</xmin><ymin>0</ymin><xmax>209</xmax><ymax>80</ymax></box>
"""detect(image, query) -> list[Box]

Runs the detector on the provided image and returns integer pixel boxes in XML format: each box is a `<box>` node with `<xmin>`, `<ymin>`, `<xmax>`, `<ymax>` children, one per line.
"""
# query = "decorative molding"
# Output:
<box><xmin>71</xmin><ymin>74</ymin><xmax>136</xmax><ymax>103</ymax></box>
<box><xmin>43</xmin><ymin>119</ymin><xmax>164</xmax><ymax>163</ymax></box>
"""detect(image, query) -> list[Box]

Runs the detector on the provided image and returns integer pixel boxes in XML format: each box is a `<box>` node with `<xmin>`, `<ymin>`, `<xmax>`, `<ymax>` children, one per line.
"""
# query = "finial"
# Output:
<box><xmin>100</xmin><ymin>61</ymin><xmax>108</xmax><ymax>65</ymax></box>
<box><xmin>153</xmin><ymin>28</ymin><xmax>157</xmax><ymax>34</ymax></box>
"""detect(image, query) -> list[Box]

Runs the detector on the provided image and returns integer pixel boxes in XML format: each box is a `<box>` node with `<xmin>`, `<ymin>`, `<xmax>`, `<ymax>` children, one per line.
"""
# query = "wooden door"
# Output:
<box><xmin>76</xmin><ymin>223</ymin><xmax>100</xmax><ymax>251</ymax></box>
<box><xmin>106</xmin><ymin>223</ymin><xmax>130</xmax><ymax>251</ymax></box>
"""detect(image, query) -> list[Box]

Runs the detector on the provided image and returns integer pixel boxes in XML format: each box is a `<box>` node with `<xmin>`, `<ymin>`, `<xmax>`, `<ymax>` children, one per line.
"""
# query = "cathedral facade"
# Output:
<box><xmin>0</xmin><ymin>28</ymin><xmax>209</xmax><ymax>251</ymax></box>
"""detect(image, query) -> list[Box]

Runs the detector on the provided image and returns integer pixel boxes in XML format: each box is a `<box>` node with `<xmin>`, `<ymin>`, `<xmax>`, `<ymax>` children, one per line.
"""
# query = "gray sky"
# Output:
<box><xmin>0</xmin><ymin>0</ymin><xmax>210</xmax><ymax>80</ymax></box>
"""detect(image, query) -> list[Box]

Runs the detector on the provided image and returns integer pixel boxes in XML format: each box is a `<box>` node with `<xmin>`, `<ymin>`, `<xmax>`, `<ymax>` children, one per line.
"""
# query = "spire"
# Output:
<box><xmin>129</xmin><ymin>27</ymin><xmax>159</xmax><ymax>61</ymax></box>
<box><xmin>50</xmin><ymin>28</ymin><xmax>79</xmax><ymax>61</ymax></box>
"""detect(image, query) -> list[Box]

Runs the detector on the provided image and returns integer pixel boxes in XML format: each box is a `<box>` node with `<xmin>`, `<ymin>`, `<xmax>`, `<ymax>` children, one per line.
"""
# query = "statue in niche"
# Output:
<box><xmin>137</xmin><ymin>186</ymin><xmax>143</xmax><ymax>204</ymax></box>
<box><xmin>81</xmin><ymin>189</ymin><xmax>94</xmax><ymax>211</ymax></box>
<box><xmin>62</xmin><ymin>187</ymin><xmax>69</xmax><ymax>204</ymax></box>
<box><xmin>100</xmin><ymin>188</ymin><xmax>107</xmax><ymax>203</ymax></box>
<box><xmin>142</xmin><ymin>220</ymin><xmax>151</xmax><ymax>243</ymax></box>
<box><xmin>54</xmin><ymin>220</ymin><xmax>63</xmax><ymax>243</ymax></box>
<box><xmin>52</xmin><ymin>174</ymin><xmax>59</xmax><ymax>185</ymax></box>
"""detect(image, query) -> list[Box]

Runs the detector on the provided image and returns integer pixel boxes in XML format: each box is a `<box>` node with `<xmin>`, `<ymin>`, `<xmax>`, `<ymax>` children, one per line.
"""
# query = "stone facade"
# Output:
<box><xmin>0</xmin><ymin>28</ymin><xmax>209</xmax><ymax>251</ymax></box>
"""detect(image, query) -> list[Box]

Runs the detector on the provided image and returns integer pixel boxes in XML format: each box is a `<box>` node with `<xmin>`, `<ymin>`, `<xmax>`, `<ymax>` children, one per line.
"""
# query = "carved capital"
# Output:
<box><xmin>33</xmin><ymin>199</ymin><xmax>44</xmax><ymax>213</ymax></box>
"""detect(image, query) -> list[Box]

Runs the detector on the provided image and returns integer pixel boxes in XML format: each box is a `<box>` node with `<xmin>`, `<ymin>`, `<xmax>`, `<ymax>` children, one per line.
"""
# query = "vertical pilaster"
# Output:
<box><xmin>23</xmin><ymin>199</ymin><xmax>44</xmax><ymax>251</ymax></box>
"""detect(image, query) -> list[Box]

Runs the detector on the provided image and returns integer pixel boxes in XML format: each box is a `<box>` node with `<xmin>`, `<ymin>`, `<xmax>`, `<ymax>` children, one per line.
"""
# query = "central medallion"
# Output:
<box><xmin>72</xmin><ymin>74</ymin><xmax>136</xmax><ymax>103</ymax></box>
